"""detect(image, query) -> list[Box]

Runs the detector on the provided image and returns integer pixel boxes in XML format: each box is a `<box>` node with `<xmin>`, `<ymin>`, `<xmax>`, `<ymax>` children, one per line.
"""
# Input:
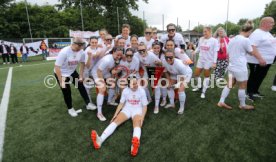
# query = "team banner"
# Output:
<box><xmin>146</xmin><ymin>66</ymin><xmax>165</xmax><ymax>87</ymax></box>
<box><xmin>69</xmin><ymin>30</ymin><xmax>99</xmax><ymax>39</ymax></box>
<box><xmin>0</xmin><ymin>39</ymin><xmax>48</xmax><ymax>57</ymax></box>
<box><xmin>48</xmin><ymin>41</ymin><xmax>71</xmax><ymax>59</ymax></box>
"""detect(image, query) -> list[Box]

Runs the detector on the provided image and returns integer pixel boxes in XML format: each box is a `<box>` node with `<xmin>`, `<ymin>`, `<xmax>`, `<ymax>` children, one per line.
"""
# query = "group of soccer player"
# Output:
<box><xmin>54</xmin><ymin>17</ymin><xmax>275</xmax><ymax>156</ymax></box>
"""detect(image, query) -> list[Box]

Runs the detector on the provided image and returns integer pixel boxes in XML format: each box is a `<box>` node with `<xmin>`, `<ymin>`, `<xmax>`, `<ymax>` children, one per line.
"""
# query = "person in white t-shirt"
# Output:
<box><xmin>138</xmin><ymin>28</ymin><xmax>155</xmax><ymax>50</ymax></box>
<box><xmin>160</xmin><ymin>23</ymin><xmax>187</xmax><ymax>53</ymax></box>
<box><xmin>91</xmin><ymin>47</ymin><xmax>123</xmax><ymax>121</ymax></box>
<box><xmin>152</xmin><ymin>27</ymin><xmax>158</xmax><ymax>41</ymax></box>
<box><xmin>91</xmin><ymin>77</ymin><xmax>148</xmax><ymax>157</ymax></box>
<box><xmin>134</xmin><ymin>43</ymin><xmax>162</xmax><ymax>103</ymax></box>
<box><xmin>162</xmin><ymin>50</ymin><xmax>192</xmax><ymax>114</ymax></box>
<box><xmin>54</xmin><ymin>37</ymin><xmax>95</xmax><ymax>117</ymax></box>
<box><xmin>130</xmin><ymin>34</ymin><xmax>139</xmax><ymax>53</ymax></box>
<box><xmin>192</xmin><ymin>27</ymin><xmax>220</xmax><ymax>99</ymax></box>
<box><xmin>218</xmin><ymin>21</ymin><xmax>265</xmax><ymax>110</ymax></box>
<box><xmin>115</xmin><ymin>24</ymin><xmax>131</xmax><ymax>48</ymax></box>
<box><xmin>101</xmin><ymin>34</ymin><xmax>114</xmax><ymax>55</ymax></box>
<box><xmin>246</xmin><ymin>17</ymin><xmax>275</xmax><ymax>101</ymax></box>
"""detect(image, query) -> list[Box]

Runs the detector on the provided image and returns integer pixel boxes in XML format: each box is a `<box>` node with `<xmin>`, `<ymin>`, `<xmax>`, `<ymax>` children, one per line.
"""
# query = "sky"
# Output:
<box><xmin>20</xmin><ymin>0</ymin><xmax>273</xmax><ymax>30</ymax></box>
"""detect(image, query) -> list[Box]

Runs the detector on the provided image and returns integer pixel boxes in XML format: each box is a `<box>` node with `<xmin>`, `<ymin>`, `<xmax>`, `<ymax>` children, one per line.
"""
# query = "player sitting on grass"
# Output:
<box><xmin>91</xmin><ymin>76</ymin><xmax>148</xmax><ymax>156</ymax></box>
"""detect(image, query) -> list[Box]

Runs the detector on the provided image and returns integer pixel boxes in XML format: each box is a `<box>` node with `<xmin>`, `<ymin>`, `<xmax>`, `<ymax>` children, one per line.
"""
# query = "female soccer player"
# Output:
<box><xmin>91</xmin><ymin>77</ymin><xmax>148</xmax><ymax>156</ymax></box>
<box><xmin>138</xmin><ymin>28</ymin><xmax>155</xmax><ymax>50</ymax></box>
<box><xmin>192</xmin><ymin>27</ymin><xmax>220</xmax><ymax>99</ymax></box>
<box><xmin>115</xmin><ymin>24</ymin><xmax>131</xmax><ymax>48</ymax></box>
<box><xmin>217</xmin><ymin>21</ymin><xmax>265</xmax><ymax>110</ymax></box>
<box><xmin>162</xmin><ymin>50</ymin><xmax>192</xmax><ymax>114</ymax></box>
<box><xmin>130</xmin><ymin>34</ymin><xmax>139</xmax><ymax>52</ymax></box>
<box><xmin>91</xmin><ymin>47</ymin><xmax>123</xmax><ymax>121</ymax></box>
<box><xmin>54</xmin><ymin>37</ymin><xmax>95</xmax><ymax>117</ymax></box>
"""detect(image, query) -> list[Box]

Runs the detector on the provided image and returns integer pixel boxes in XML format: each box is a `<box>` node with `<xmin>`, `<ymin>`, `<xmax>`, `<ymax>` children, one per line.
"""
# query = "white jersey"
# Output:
<box><xmin>138</xmin><ymin>37</ymin><xmax>155</xmax><ymax>50</ymax></box>
<box><xmin>119</xmin><ymin>56</ymin><xmax>140</xmax><ymax>78</ymax></box>
<box><xmin>228</xmin><ymin>35</ymin><xmax>253</xmax><ymax>72</ymax></box>
<box><xmin>247</xmin><ymin>29</ymin><xmax>276</xmax><ymax>64</ymax></box>
<box><xmin>174</xmin><ymin>47</ymin><xmax>190</xmax><ymax>62</ymax></box>
<box><xmin>196</xmin><ymin>37</ymin><xmax>219</xmax><ymax>63</ymax></box>
<box><xmin>98</xmin><ymin>38</ymin><xmax>115</xmax><ymax>48</ymax></box>
<box><xmin>120</xmin><ymin>86</ymin><xmax>148</xmax><ymax>109</ymax></box>
<box><xmin>115</xmin><ymin>35</ymin><xmax>131</xmax><ymax>48</ymax></box>
<box><xmin>162</xmin><ymin>58</ymin><xmax>192</xmax><ymax>80</ymax></box>
<box><xmin>160</xmin><ymin>33</ymin><xmax>186</xmax><ymax>48</ymax></box>
<box><xmin>92</xmin><ymin>54</ymin><xmax>116</xmax><ymax>79</ymax></box>
<box><xmin>54</xmin><ymin>46</ymin><xmax>85</xmax><ymax>77</ymax></box>
<box><xmin>84</xmin><ymin>47</ymin><xmax>102</xmax><ymax>70</ymax></box>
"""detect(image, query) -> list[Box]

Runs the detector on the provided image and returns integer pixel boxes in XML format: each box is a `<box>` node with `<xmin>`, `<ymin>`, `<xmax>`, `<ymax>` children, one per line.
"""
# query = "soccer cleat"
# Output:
<box><xmin>131</xmin><ymin>137</ymin><xmax>140</xmax><ymax>156</ymax></box>
<box><xmin>239</xmin><ymin>105</ymin><xmax>254</xmax><ymax>110</ymax></box>
<box><xmin>200</xmin><ymin>93</ymin><xmax>205</xmax><ymax>99</ymax></box>
<box><xmin>253</xmin><ymin>93</ymin><xmax>264</xmax><ymax>98</ymax></box>
<box><xmin>272</xmin><ymin>86</ymin><xmax>276</xmax><ymax>92</ymax></box>
<box><xmin>68</xmin><ymin>108</ymin><xmax>78</xmax><ymax>117</ymax></box>
<box><xmin>217</xmin><ymin>102</ymin><xmax>232</xmax><ymax>110</ymax></box>
<box><xmin>164</xmin><ymin>104</ymin><xmax>175</xmax><ymax>109</ymax></box>
<box><xmin>86</xmin><ymin>103</ymin><xmax>97</xmax><ymax>110</ymax></box>
<box><xmin>192</xmin><ymin>88</ymin><xmax>200</xmax><ymax>92</ymax></box>
<box><xmin>160</xmin><ymin>99</ymin><xmax>167</xmax><ymax>107</ymax></box>
<box><xmin>91</xmin><ymin>130</ymin><xmax>102</xmax><ymax>149</ymax></box>
<box><xmin>153</xmin><ymin>107</ymin><xmax>159</xmax><ymax>114</ymax></box>
<box><xmin>177</xmin><ymin>108</ymin><xmax>184</xmax><ymax>115</ymax></box>
<box><xmin>107</xmin><ymin>101</ymin><xmax>119</xmax><ymax>106</ymax></box>
<box><xmin>246</xmin><ymin>94</ymin><xmax>255</xmax><ymax>102</ymax></box>
<box><xmin>97</xmin><ymin>113</ymin><xmax>107</xmax><ymax>121</ymax></box>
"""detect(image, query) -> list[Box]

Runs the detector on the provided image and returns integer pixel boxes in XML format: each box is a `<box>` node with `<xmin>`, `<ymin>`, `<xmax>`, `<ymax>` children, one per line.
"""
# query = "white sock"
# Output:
<box><xmin>219</xmin><ymin>86</ymin><xmax>230</xmax><ymax>103</ymax></box>
<box><xmin>85</xmin><ymin>87</ymin><xmax>92</xmax><ymax>103</ymax></box>
<box><xmin>154</xmin><ymin>87</ymin><xmax>161</xmax><ymax>107</ymax></box>
<box><xmin>196</xmin><ymin>77</ymin><xmax>202</xmax><ymax>89</ymax></box>
<box><xmin>97</xmin><ymin>94</ymin><xmax>104</xmax><ymax>114</ymax></box>
<box><xmin>161</xmin><ymin>88</ymin><xmax>167</xmax><ymax>101</ymax></box>
<box><xmin>108</xmin><ymin>89</ymin><xmax>115</xmax><ymax>103</ymax></box>
<box><xmin>168</xmin><ymin>88</ymin><xmax>175</xmax><ymax>105</ymax></box>
<box><xmin>202</xmin><ymin>77</ymin><xmax>210</xmax><ymax>93</ymax></box>
<box><xmin>100</xmin><ymin>122</ymin><xmax>118</xmax><ymax>143</ymax></box>
<box><xmin>133</xmin><ymin>127</ymin><xmax>141</xmax><ymax>139</ymax></box>
<box><xmin>144</xmin><ymin>88</ymin><xmax>151</xmax><ymax>101</ymax></box>
<box><xmin>238</xmin><ymin>89</ymin><xmax>246</xmax><ymax>107</ymax></box>
<box><xmin>178</xmin><ymin>91</ymin><xmax>186</xmax><ymax>110</ymax></box>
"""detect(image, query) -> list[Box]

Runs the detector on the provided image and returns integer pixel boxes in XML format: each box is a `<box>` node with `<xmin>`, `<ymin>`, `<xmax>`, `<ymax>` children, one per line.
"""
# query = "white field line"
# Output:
<box><xmin>0</xmin><ymin>61</ymin><xmax>54</xmax><ymax>70</ymax></box>
<box><xmin>0</xmin><ymin>67</ymin><xmax>13</xmax><ymax>162</ymax></box>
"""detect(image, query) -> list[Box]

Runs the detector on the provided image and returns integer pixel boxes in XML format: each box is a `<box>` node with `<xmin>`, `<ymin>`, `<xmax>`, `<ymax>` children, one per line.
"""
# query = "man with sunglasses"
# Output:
<box><xmin>160</xmin><ymin>23</ymin><xmax>186</xmax><ymax>53</ymax></box>
<box><xmin>54</xmin><ymin>37</ymin><xmax>95</xmax><ymax>117</ymax></box>
<box><xmin>138</xmin><ymin>28</ymin><xmax>155</xmax><ymax>50</ymax></box>
<box><xmin>162</xmin><ymin>50</ymin><xmax>192</xmax><ymax>114</ymax></box>
<box><xmin>91</xmin><ymin>47</ymin><xmax>123</xmax><ymax>121</ymax></box>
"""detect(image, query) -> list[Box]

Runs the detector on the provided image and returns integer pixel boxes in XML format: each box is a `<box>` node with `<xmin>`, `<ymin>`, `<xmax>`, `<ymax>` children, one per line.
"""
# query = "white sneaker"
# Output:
<box><xmin>3</xmin><ymin>63</ymin><xmax>6</xmax><ymax>65</ymax></box>
<box><xmin>86</xmin><ymin>103</ymin><xmax>97</xmax><ymax>110</ymax></box>
<box><xmin>178</xmin><ymin>108</ymin><xmax>184</xmax><ymax>114</ymax></box>
<box><xmin>153</xmin><ymin>107</ymin><xmax>159</xmax><ymax>114</ymax></box>
<box><xmin>107</xmin><ymin>101</ymin><xmax>118</xmax><ymax>106</ymax></box>
<box><xmin>272</xmin><ymin>86</ymin><xmax>276</xmax><ymax>92</ymax></box>
<box><xmin>164</xmin><ymin>104</ymin><xmax>175</xmax><ymax>109</ymax></box>
<box><xmin>91</xmin><ymin>130</ymin><xmax>102</xmax><ymax>149</ymax></box>
<box><xmin>200</xmin><ymin>93</ymin><xmax>205</xmax><ymax>99</ymax></box>
<box><xmin>97</xmin><ymin>113</ymin><xmax>107</xmax><ymax>121</ymax></box>
<box><xmin>160</xmin><ymin>100</ymin><xmax>167</xmax><ymax>107</ymax></box>
<box><xmin>192</xmin><ymin>88</ymin><xmax>200</xmax><ymax>92</ymax></box>
<box><xmin>68</xmin><ymin>108</ymin><xmax>78</xmax><ymax>117</ymax></box>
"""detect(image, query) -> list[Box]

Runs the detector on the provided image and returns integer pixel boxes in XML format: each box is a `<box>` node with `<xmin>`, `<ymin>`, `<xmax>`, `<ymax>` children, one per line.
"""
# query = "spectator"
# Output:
<box><xmin>246</xmin><ymin>17</ymin><xmax>275</xmax><ymax>101</ymax></box>
<box><xmin>20</xmin><ymin>43</ymin><xmax>29</xmax><ymax>63</ymax></box>
<box><xmin>0</xmin><ymin>41</ymin><xmax>10</xmax><ymax>64</ymax></box>
<box><xmin>9</xmin><ymin>43</ymin><xmax>18</xmax><ymax>64</ymax></box>
<box><xmin>186</xmin><ymin>42</ymin><xmax>196</xmax><ymax>67</ymax></box>
<box><xmin>40</xmin><ymin>40</ymin><xmax>48</xmax><ymax>60</ymax></box>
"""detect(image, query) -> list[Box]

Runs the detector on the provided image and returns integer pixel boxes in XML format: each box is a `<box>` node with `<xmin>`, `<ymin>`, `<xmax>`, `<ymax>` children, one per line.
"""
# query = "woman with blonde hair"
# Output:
<box><xmin>213</xmin><ymin>27</ymin><xmax>230</xmax><ymax>80</ymax></box>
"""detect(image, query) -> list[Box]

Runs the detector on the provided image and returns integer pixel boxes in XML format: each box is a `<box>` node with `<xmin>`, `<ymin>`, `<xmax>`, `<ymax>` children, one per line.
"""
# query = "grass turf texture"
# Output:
<box><xmin>1</xmin><ymin>61</ymin><xmax>276</xmax><ymax>162</ymax></box>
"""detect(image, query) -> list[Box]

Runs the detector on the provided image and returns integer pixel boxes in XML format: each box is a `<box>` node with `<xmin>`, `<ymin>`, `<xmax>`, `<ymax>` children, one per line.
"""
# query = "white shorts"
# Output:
<box><xmin>196</xmin><ymin>59</ymin><xmax>213</xmax><ymax>69</ymax></box>
<box><xmin>228</xmin><ymin>70</ymin><xmax>248</xmax><ymax>82</ymax></box>
<box><xmin>121</xmin><ymin>106</ymin><xmax>143</xmax><ymax>119</ymax></box>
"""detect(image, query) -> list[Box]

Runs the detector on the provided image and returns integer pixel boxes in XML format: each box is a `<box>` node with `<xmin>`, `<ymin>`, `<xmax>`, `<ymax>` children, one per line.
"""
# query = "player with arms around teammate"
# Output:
<box><xmin>217</xmin><ymin>21</ymin><xmax>266</xmax><ymax>110</ymax></box>
<box><xmin>54</xmin><ymin>37</ymin><xmax>95</xmax><ymax>117</ymax></box>
<box><xmin>91</xmin><ymin>77</ymin><xmax>148</xmax><ymax>156</ymax></box>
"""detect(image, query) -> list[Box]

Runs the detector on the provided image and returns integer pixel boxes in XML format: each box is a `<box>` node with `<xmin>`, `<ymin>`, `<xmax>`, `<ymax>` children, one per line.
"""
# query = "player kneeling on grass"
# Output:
<box><xmin>91</xmin><ymin>77</ymin><xmax>148</xmax><ymax>156</ymax></box>
<box><xmin>217</xmin><ymin>21</ymin><xmax>266</xmax><ymax>110</ymax></box>
<box><xmin>54</xmin><ymin>37</ymin><xmax>96</xmax><ymax>117</ymax></box>
<box><xmin>162</xmin><ymin>50</ymin><xmax>192</xmax><ymax>114</ymax></box>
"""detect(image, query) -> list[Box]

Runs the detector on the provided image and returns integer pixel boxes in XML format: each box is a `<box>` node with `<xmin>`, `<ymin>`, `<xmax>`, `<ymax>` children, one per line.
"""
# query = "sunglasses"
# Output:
<box><xmin>145</xmin><ymin>32</ymin><xmax>152</xmax><ymax>35</ymax></box>
<box><xmin>74</xmin><ymin>42</ymin><xmax>85</xmax><ymax>47</ymax></box>
<box><xmin>167</xmin><ymin>29</ymin><xmax>176</xmax><ymax>32</ymax></box>
<box><xmin>126</xmin><ymin>54</ymin><xmax>133</xmax><ymax>58</ymax></box>
<box><xmin>138</xmin><ymin>49</ymin><xmax>146</xmax><ymax>54</ymax></box>
<box><xmin>153</xmin><ymin>32</ymin><xmax>157</xmax><ymax>34</ymax></box>
<box><xmin>165</xmin><ymin>56</ymin><xmax>174</xmax><ymax>60</ymax></box>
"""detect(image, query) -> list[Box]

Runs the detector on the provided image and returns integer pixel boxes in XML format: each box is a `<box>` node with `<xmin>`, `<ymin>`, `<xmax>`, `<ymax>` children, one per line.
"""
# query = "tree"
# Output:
<box><xmin>263</xmin><ymin>1</ymin><xmax>276</xmax><ymax>33</ymax></box>
<box><xmin>176</xmin><ymin>25</ymin><xmax>182</xmax><ymax>32</ymax></box>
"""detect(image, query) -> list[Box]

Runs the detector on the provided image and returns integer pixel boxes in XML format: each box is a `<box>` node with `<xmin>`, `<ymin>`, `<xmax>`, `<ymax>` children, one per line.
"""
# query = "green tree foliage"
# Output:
<box><xmin>263</xmin><ymin>1</ymin><xmax>276</xmax><ymax>33</ymax></box>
